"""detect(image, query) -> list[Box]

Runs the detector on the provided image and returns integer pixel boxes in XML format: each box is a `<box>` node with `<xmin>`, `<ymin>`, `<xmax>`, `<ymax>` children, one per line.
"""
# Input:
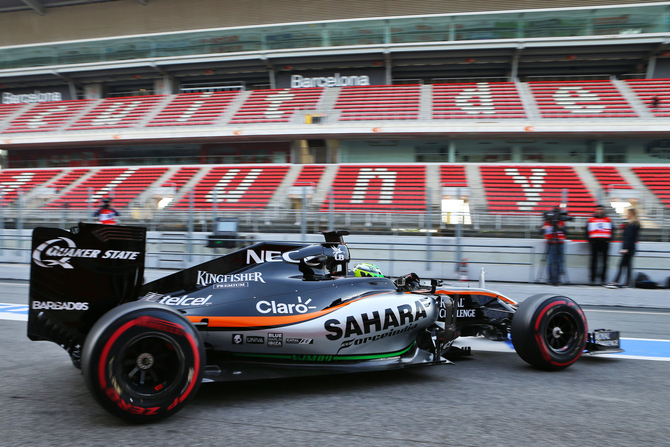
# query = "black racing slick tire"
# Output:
<box><xmin>511</xmin><ymin>294</ymin><xmax>587</xmax><ymax>371</ymax></box>
<box><xmin>81</xmin><ymin>302</ymin><xmax>205</xmax><ymax>423</ymax></box>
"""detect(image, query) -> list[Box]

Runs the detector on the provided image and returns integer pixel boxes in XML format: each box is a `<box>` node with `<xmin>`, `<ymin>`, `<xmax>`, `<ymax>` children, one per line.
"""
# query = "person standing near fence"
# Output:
<box><xmin>93</xmin><ymin>198</ymin><xmax>120</xmax><ymax>225</ymax></box>
<box><xmin>586</xmin><ymin>204</ymin><xmax>613</xmax><ymax>285</ymax></box>
<box><xmin>606</xmin><ymin>208</ymin><xmax>641</xmax><ymax>289</ymax></box>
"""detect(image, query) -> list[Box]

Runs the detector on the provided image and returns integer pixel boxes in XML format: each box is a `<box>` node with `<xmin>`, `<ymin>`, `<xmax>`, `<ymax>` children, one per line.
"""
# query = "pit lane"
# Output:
<box><xmin>1</xmin><ymin>280</ymin><xmax>669</xmax><ymax>446</ymax></box>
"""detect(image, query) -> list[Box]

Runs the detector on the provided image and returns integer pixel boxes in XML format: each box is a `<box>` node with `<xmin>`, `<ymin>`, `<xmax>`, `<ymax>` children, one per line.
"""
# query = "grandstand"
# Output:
<box><xmin>0</xmin><ymin>0</ymin><xmax>669</xmax><ymax>238</ymax></box>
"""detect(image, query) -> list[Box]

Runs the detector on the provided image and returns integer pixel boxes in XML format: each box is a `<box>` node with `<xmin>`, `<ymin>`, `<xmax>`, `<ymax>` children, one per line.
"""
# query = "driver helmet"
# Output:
<box><xmin>352</xmin><ymin>263</ymin><xmax>384</xmax><ymax>278</ymax></box>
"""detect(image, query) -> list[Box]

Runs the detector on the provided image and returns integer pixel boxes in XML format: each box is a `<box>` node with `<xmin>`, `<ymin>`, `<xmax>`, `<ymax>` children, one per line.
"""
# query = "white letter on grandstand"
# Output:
<box><xmin>264</xmin><ymin>91</ymin><xmax>295</xmax><ymax>118</ymax></box>
<box><xmin>291</xmin><ymin>75</ymin><xmax>302</xmax><ymax>88</ymax></box>
<box><xmin>176</xmin><ymin>92</ymin><xmax>213</xmax><ymax>122</ymax></box>
<box><xmin>553</xmin><ymin>87</ymin><xmax>605</xmax><ymax>114</ymax></box>
<box><xmin>0</xmin><ymin>172</ymin><xmax>34</xmax><ymax>195</ymax></box>
<box><xmin>350</xmin><ymin>168</ymin><xmax>397</xmax><ymax>204</ymax></box>
<box><xmin>27</xmin><ymin>105</ymin><xmax>68</xmax><ymax>129</ymax></box>
<box><xmin>504</xmin><ymin>168</ymin><xmax>546</xmax><ymax>211</ymax></box>
<box><xmin>205</xmin><ymin>168</ymin><xmax>262</xmax><ymax>203</ymax></box>
<box><xmin>455</xmin><ymin>83</ymin><xmax>495</xmax><ymax>115</ymax></box>
<box><xmin>91</xmin><ymin>168</ymin><xmax>138</xmax><ymax>202</ymax></box>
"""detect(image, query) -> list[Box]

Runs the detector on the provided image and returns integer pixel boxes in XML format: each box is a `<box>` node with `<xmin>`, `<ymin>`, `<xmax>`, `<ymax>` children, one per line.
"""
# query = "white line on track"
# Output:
<box><xmin>585</xmin><ymin>309</ymin><xmax>670</xmax><ymax>316</ymax></box>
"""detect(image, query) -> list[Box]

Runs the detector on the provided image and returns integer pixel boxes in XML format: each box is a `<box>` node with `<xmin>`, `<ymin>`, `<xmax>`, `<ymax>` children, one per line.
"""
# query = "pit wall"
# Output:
<box><xmin>2</xmin><ymin>230</ymin><xmax>668</xmax><ymax>285</ymax></box>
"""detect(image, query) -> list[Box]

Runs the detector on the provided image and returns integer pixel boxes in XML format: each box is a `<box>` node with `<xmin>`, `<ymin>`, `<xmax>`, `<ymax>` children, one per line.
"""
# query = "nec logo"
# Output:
<box><xmin>246</xmin><ymin>250</ymin><xmax>301</xmax><ymax>264</ymax></box>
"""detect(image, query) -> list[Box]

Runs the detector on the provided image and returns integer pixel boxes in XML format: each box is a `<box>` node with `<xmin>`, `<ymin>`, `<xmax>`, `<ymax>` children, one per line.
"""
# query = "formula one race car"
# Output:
<box><xmin>28</xmin><ymin>223</ymin><xmax>622</xmax><ymax>423</ymax></box>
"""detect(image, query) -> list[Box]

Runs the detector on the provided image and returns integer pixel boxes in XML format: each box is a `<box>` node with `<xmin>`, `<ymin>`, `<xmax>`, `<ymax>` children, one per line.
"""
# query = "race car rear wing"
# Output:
<box><xmin>28</xmin><ymin>223</ymin><xmax>146</xmax><ymax>352</ymax></box>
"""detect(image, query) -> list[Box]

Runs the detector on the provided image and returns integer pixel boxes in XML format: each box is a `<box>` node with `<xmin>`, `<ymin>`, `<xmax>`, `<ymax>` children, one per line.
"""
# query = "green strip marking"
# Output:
<box><xmin>232</xmin><ymin>343</ymin><xmax>414</xmax><ymax>362</ymax></box>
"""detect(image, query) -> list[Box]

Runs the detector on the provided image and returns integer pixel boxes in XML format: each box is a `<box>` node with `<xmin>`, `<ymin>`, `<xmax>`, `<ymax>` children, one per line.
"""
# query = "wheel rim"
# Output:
<box><xmin>115</xmin><ymin>332</ymin><xmax>186</xmax><ymax>399</ymax></box>
<box><xmin>543</xmin><ymin>311</ymin><xmax>579</xmax><ymax>353</ymax></box>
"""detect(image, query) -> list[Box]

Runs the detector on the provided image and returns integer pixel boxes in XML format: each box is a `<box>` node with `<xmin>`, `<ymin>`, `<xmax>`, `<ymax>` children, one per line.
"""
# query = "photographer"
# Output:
<box><xmin>540</xmin><ymin>206</ymin><xmax>568</xmax><ymax>286</ymax></box>
<box><xmin>586</xmin><ymin>204</ymin><xmax>613</xmax><ymax>286</ymax></box>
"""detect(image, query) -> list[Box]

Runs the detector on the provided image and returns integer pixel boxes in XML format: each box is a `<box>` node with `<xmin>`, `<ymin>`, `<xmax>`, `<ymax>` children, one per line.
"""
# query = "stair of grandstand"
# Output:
<box><xmin>3</xmin><ymin>100</ymin><xmax>94</xmax><ymax>133</ymax></box>
<box><xmin>0</xmin><ymin>169</ymin><xmax>62</xmax><ymax>206</ymax></box>
<box><xmin>432</xmin><ymin>82</ymin><xmax>526</xmax><ymax>119</ymax></box>
<box><xmin>228</xmin><ymin>88</ymin><xmax>325</xmax><ymax>124</ymax></box>
<box><xmin>68</xmin><ymin>95</ymin><xmax>166</xmax><ymax>130</ymax></box>
<box><xmin>624</xmin><ymin>79</ymin><xmax>670</xmax><ymax>118</ymax></box>
<box><xmin>334</xmin><ymin>85</ymin><xmax>421</xmax><ymax>121</ymax></box>
<box><xmin>480</xmin><ymin>165</ymin><xmax>597</xmax><ymax>215</ymax></box>
<box><xmin>528</xmin><ymin>80</ymin><xmax>637</xmax><ymax>119</ymax></box>
<box><xmin>169</xmin><ymin>165</ymin><xmax>291</xmax><ymax>210</ymax></box>
<box><xmin>630</xmin><ymin>166</ymin><xmax>670</xmax><ymax>211</ymax></box>
<box><xmin>612</xmin><ymin>79</ymin><xmax>654</xmax><ymax>119</ymax></box>
<box><xmin>319</xmin><ymin>165</ymin><xmax>427</xmax><ymax>213</ymax></box>
<box><xmin>146</xmin><ymin>91</ymin><xmax>241</xmax><ymax>127</ymax></box>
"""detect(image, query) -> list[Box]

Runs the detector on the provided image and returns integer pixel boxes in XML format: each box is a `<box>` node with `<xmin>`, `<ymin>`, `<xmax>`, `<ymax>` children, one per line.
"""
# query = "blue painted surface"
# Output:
<box><xmin>620</xmin><ymin>338</ymin><xmax>670</xmax><ymax>358</ymax></box>
<box><xmin>0</xmin><ymin>303</ymin><xmax>28</xmax><ymax>315</ymax></box>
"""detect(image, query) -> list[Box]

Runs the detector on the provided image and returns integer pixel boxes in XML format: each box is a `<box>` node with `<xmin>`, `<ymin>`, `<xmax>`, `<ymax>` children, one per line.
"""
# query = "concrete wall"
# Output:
<box><xmin>3</xmin><ymin>229</ymin><xmax>669</xmax><ymax>285</ymax></box>
<box><xmin>1</xmin><ymin>0</ymin><xmax>663</xmax><ymax>46</ymax></box>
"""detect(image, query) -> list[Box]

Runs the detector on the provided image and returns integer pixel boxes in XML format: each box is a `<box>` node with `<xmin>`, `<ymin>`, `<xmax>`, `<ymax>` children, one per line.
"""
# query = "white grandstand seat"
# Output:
<box><xmin>432</xmin><ymin>83</ymin><xmax>526</xmax><ymax>119</ymax></box>
<box><xmin>170</xmin><ymin>165</ymin><xmax>290</xmax><ymax>210</ymax></box>
<box><xmin>147</xmin><ymin>91</ymin><xmax>240</xmax><ymax>127</ymax></box>
<box><xmin>320</xmin><ymin>165</ymin><xmax>426</xmax><ymax>213</ymax></box>
<box><xmin>625</xmin><ymin>79</ymin><xmax>670</xmax><ymax>118</ymax></box>
<box><xmin>529</xmin><ymin>80</ymin><xmax>637</xmax><ymax>118</ymax></box>
<box><xmin>68</xmin><ymin>96</ymin><xmax>165</xmax><ymax>130</ymax></box>
<box><xmin>480</xmin><ymin>165</ymin><xmax>597</xmax><ymax>215</ymax></box>
<box><xmin>335</xmin><ymin>85</ymin><xmax>421</xmax><ymax>121</ymax></box>
<box><xmin>228</xmin><ymin>88</ymin><xmax>324</xmax><ymax>124</ymax></box>
<box><xmin>0</xmin><ymin>169</ymin><xmax>62</xmax><ymax>206</ymax></box>
<box><xmin>4</xmin><ymin>100</ymin><xmax>93</xmax><ymax>133</ymax></box>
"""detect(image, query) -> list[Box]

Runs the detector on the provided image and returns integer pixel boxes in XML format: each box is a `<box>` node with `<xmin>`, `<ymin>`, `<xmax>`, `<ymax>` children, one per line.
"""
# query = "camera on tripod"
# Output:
<box><xmin>543</xmin><ymin>207</ymin><xmax>574</xmax><ymax>226</ymax></box>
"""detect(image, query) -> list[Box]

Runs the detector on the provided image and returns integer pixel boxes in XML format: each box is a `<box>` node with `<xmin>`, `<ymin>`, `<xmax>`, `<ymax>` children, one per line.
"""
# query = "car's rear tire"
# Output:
<box><xmin>511</xmin><ymin>294</ymin><xmax>587</xmax><ymax>370</ymax></box>
<box><xmin>81</xmin><ymin>302</ymin><xmax>205</xmax><ymax>423</ymax></box>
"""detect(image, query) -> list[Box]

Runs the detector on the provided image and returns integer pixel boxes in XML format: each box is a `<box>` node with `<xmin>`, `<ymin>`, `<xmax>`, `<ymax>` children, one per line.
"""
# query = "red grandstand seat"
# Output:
<box><xmin>170</xmin><ymin>165</ymin><xmax>290</xmax><ymax>210</ymax></box>
<box><xmin>320</xmin><ymin>165</ymin><xmax>426</xmax><ymax>213</ymax></box>
<box><xmin>229</xmin><ymin>88</ymin><xmax>324</xmax><ymax>124</ymax></box>
<box><xmin>68</xmin><ymin>96</ymin><xmax>165</xmax><ymax>130</ymax></box>
<box><xmin>0</xmin><ymin>169</ymin><xmax>62</xmax><ymax>206</ymax></box>
<box><xmin>147</xmin><ymin>91</ymin><xmax>240</xmax><ymax>127</ymax></box>
<box><xmin>625</xmin><ymin>79</ymin><xmax>670</xmax><ymax>118</ymax></box>
<box><xmin>631</xmin><ymin>166</ymin><xmax>670</xmax><ymax>210</ymax></box>
<box><xmin>432</xmin><ymin>83</ymin><xmax>526</xmax><ymax>119</ymax></box>
<box><xmin>0</xmin><ymin>104</ymin><xmax>29</xmax><ymax>126</ymax></box>
<box><xmin>588</xmin><ymin>166</ymin><xmax>632</xmax><ymax>191</ymax></box>
<box><xmin>440</xmin><ymin>165</ymin><xmax>468</xmax><ymax>188</ymax></box>
<box><xmin>4</xmin><ymin>100</ymin><xmax>93</xmax><ymax>133</ymax></box>
<box><xmin>44</xmin><ymin>166</ymin><xmax>169</xmax><ymax>209</ymax></box>
<box><xmin>528</xmin><ymin>81</ymin><xmax>637</xmax><ymax>119</ymax></box>
<box><xmin>293</xmin><ymin>165</ymin><xmax>326</xmax><ymax>188</ymax></box>
<box><xmin>480</xmin><ymin>165</ymin><xmax>597</xmax><ymax>215</ymax></box>
<box><xmin>335</xmin><ymin>85</ymin><xmax>421</xmax><ymax>121</ymax></box>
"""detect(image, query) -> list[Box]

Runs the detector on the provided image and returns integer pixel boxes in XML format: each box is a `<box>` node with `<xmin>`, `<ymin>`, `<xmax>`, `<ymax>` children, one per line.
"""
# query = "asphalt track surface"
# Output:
<box><xmin>2</xmin><ymin>279</ymin><xmax>670</xmax><ymax>446</ymax></box>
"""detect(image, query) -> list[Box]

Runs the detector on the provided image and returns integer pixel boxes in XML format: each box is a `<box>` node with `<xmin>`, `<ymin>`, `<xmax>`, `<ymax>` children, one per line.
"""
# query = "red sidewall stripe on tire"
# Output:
<box><xmin>532</xmin><ymin>300</ymin><xmax>583</xmax><ymax>367</ymax></box>
<box><xmin>98</xmin><ymin>315</ymin><xmax>201</xmax><ymax>409</ymax></box>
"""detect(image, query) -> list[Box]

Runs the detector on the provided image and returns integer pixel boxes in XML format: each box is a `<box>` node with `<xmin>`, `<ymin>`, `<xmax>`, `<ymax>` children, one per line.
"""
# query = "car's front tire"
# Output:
<box><xmin>82</xmin><ymin>302</ymin><xmax>205</xmax><ymax>423</ymax></box>
<box><xmin>511</xmin><ymin>294</ymin><xmax>587</xmax><ymax>370</ymax></box>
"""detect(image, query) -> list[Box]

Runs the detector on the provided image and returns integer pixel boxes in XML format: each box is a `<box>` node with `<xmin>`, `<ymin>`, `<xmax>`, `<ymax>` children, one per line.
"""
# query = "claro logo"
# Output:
<box><xmin>32</xmin><ymin>237</ymin><xmax>140</xmax><ymax>269</ymax></box>
<box><xmin>32</xmin><ymin>301</ymin><xmax>89</xmax><ymax>311</ymax></box>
